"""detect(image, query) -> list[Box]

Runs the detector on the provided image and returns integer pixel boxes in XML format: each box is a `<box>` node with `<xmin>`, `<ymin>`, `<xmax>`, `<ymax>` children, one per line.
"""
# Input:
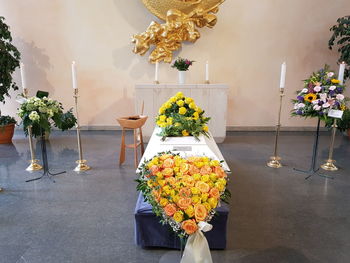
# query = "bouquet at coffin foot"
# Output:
<box><xmin>17</xmin><ymin>96</ymin><xmax>77</xmax><ymax>137</ymax></box>
<box><xmin>156</xmin><ymin>92</ymin><xmax>210</xmax><ymax>139</ymax></box>
<box><xmin>136</xmin><ymin>152</ymin><xmax>230</xmax><ymax>235</ymax></box>
<box><xmin>292</xmin><ymin>65</ymin><xmax>347</xmax><ymax>120</ymax></box>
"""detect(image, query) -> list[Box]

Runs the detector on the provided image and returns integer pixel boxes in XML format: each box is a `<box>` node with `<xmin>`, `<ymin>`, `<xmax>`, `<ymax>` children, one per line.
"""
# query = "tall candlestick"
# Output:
<box><xmin>20</xmin><ymin>62</ymin><xmax>27</xmax><ymax>92</ymax></box>
<box><xmin>338</xmin><ymin>62</ymin><xmax>346</xmax><ymax>85</ymax></box>
<box><xmin>154</xmin><ymin>62</ymin><xmax>159</xmax><ymax>84</ymax></box>
<box><xmin>205</xmin><ymin>61</ymin><xmax>209</xmax><ymax>84</ymax></box>
<box><xmin>279</xmin><ymin>62</ymin><xmax>287</xmax><ymax>91</ymax></box>
<box><xmin>71</xmin><ymin>61</ymin><xmax>78</xmax><ymax>89</ymax></box>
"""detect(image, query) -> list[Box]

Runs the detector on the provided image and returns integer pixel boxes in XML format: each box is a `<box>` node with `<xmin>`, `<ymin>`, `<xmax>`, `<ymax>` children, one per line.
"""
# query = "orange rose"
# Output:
<box><xmin>194</xmin><ymin>204</ymin><xmax>208</xmax><ymax>222</ymax></box>
<box><xmin>209</xmin><ymin>187</ymin><xmax>220</xmax><ymax>199</ymax></box>
<box><xmin>163</xmin><ymin>158</ymin><xmax>175</xmax><ymax>168</ymax></box>
<box><xmin>177</xmin><ymin>197</ymin><xmax>192</xmax><ymax>210</ymax></box>
<box><xmin>162</xmin><ymin>168</ymin><xmax>174</xmax><ymax>178</ymax></box>
<box><xmin>195</xmin><ymin>181</ymin><xmax>210</xmax><ymax>193</ymax></box>
<box><xmin>182</xmin><ymin>219</ymin><xmax>198</xmax><ymax>235</ymax></box>
<box><xmin>164</xmin><ymin>204</ymin><xmax>177</xmax><ymax>216</ymax></box>
<box><xmin>150</xmin><ymin>165</ymin><xmax>160</xmax><ymax>175</ymax></box>
<box><xmin>188</xmin><ymin>164</ymin><xmax>200</xmax><ymax>175</ymax></box>
<box><xmin>152</xmin><ymin>190</ymin><xmax>161</xmax><ymax>201</ymax></box>
<box><xmin>200</xmin><ymin>165</ymin><xmax>212</xmax><ymax>175</ymax></box>
<box><xmin>180</xmin><ymin>163</ymin><xmax>190</xmax><ymax>174</ymax></box>
<box><xmin>179</xmin><ymin>188</ymin><xmax>191</xmax><ymax>198</ymax></box>
<box><xmin>214</xmin><ymin>166</ymin><xmax>226</xmax><ymax>178</ymax></box>
<box><xmin>160</xmin><ymin>154</ymin><xmax>172</xmax><ymax>161</ymax></box>
<box><xmin>184</xmin><ymin>175</ymin><xmax>195</xmax><ymax>187</ymax></box>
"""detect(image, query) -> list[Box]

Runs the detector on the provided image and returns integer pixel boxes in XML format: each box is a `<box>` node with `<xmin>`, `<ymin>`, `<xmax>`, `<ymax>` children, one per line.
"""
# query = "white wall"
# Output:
<box><xmin>1</xmin><ymin>0</ymin><xmax>349</xmax><ymax>128</ymax></box>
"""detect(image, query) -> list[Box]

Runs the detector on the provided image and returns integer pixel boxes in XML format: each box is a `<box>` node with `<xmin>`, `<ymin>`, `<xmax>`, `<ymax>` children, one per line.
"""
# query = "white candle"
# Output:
<box><xmin>155</xmin><ymin>61</ymin><xmax>159</xmax><ymax>82</ymax></box>
<box><xmin>20</xmin><ymin>62</ymin><xmax>27</xmax><ymax>91</ymax></box>
<box><xmin>205</xmin><ymin>61</ymin><xmax>209</xmax><ymax>82</ymax></box>
<box><xmin>279</xmin><ymin>62</ymin><xmax>287</xmax><ymax>91</ymax></box>
<box><xmin>338</xmin><ymin>62</ymin><xmax>346</xmax><ymax>85</ymax></box>
<box><xmin>71</xmin><ymin>61</ymin><xmax>78</xmax><ymax>90</ymax></box>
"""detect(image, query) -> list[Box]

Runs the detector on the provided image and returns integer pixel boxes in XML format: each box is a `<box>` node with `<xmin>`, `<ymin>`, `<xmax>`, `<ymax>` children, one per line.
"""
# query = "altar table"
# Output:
<box><xmin>135</xmin><ymin>84</ymin><xmax>229</xmax><ymax>143</ymax></box>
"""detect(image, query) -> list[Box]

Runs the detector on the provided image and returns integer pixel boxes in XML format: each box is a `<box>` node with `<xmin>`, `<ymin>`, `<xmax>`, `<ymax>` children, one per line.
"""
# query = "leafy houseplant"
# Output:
<box><xmin>0</xmin><ymin>16</ymin><xmax>21</xmax><ymax>144</ymax></box>
<box><xmin>329</xmin><ymin>15</ymin><xmax>350</xmax><ymax>81</ymax></box>
<box><xmin>17</xmin><ymin>96</ymin><xmax>77</xmax><ymax>137</ymax></box>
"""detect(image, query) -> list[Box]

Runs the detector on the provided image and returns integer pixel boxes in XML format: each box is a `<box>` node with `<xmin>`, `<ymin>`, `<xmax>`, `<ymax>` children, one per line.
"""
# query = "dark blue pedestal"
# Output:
<box><xmin>134</xmin><ymin>192</ymin><xmax>229</xmax><ymax>249</ymax></box>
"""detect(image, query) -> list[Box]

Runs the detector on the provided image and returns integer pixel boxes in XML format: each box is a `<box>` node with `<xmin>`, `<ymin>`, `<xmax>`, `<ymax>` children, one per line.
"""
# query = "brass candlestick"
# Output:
<box><xmin>267</xmin><ymin>90</ymin><xmax>284</xmax><ymax>168</ymax></box>
<box><xmin>23</xmin><ymin>88</ymin><xmax>42</xmax><ymax>172</ymax></box>
<box><xmin>205</xmin><ymin>80</ymin><xmax>210</xmax><ymax>84</ymax></box>
<box><xmin>154</xmin><ymin>80</ymin><xmax>160</xmax><ymax>84</ymax></box>
<box><xmin>321</xmin><ymin>119</ymin><xmax>338</xmax><ymax>171</ymax></box>
<box><xmin>73</xmin><ymin>89</ymin><xmax>90</xmax><ymax>172</ymax></box>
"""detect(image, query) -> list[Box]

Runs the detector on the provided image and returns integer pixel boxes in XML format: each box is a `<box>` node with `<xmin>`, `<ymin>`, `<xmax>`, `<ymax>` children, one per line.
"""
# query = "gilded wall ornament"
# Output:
<box><xmin>132</xmin><ymin>0</ymin><xmax>225</xmax><ymax>63</ymax></box>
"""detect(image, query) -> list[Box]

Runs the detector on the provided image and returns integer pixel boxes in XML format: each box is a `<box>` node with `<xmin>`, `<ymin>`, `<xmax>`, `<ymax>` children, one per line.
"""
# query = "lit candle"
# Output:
<box><xmin>20</xmin><ymin>62</ymin><xmax>27</xmax><ymax>91</ymax></box>
<box><xmin>279</xmin><ymin>62</ymin><xmax>287</xmax><ymax>91</ymax></box>
<box><xmin>338</xmin><ymin>62</ymin><xmax>346</xmax><ymax>85</ymax></box>
<box><xmin>205</xmin><ymin>61</ymin><xmax>209</xmax><ymax>82</ymax></box>
<box><xmin>155</xmin><ymin>61</ymin><xmax>159</xmax><ymax>82</ymax></box>
<box><xmin>71</xmin><ymin>61</ymin><xmax>77</xmax><ymax>90</ymax></box>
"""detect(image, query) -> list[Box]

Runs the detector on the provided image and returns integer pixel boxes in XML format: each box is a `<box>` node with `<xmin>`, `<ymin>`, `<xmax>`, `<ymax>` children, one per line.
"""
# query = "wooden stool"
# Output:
<box><xmin>117</xmin><ymin>115</ymin><xmax>148</xmax><ymax>168</ymax></box>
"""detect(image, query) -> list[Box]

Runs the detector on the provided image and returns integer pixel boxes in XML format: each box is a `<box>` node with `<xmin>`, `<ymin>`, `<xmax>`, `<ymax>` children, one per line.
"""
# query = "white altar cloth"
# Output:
<box><xmin>137</xmin><ymin>128</ymin><xmax>231</xmax><ymax>173</ymax></box>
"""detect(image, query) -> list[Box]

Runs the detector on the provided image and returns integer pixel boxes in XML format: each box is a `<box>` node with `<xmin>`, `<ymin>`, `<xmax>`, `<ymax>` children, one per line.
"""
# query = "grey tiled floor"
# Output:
<box><xmin>0</xmin><ymin>130</ymin><xmax>349</xmax><ymax>263</ymax></box>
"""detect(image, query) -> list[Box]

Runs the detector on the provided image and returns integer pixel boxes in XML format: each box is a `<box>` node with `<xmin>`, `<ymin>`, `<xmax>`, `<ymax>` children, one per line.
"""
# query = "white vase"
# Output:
<box><xmin>178</xmin><ymin>71</ymin><xmax>186</xmax><ymax>84</ymax></box>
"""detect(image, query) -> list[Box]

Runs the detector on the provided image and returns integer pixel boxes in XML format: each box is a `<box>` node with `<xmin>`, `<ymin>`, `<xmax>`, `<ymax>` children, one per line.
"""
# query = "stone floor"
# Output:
<box><xmin>0</xmin><ymin>130</ymin><xmax>349</xmax><ymax>263</ymax></box>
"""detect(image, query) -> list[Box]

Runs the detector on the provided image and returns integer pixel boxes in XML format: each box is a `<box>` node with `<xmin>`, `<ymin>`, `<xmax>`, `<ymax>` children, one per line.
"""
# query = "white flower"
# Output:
<box><xmin>294</xmin><ymin>103</ymin><xmax>299</xmax><ymax>110</ymax></box>
<box><xmin>336</xmin><ymin>94</ymin><xmax>344</xmax><ymax>101</ymax></box>
<box><xmin>313</xmin><ymin>86</ymin><xmax>321</xmax><ymax>92</ymax></box>
<box><xmin>320</xmin><ymin>93</ymin><xmax>327</xmax><ymax>101</ymax></box>
<box><xmin>28</xmin><ymin>111</ymin><xmax>40</xmax><ymax>121</ymax></box>
<box><xmin>312</xmin><ymin>99</ymin><xmax>319</xmax><ymax>105</ymax></box>
<box><xmin>329</xmin><ymin>86</ymin><xmax>336</xmax><ymax>91</ymax></box>
<box><xmin>322</xmin><ymin>102</ymin><xmax>330</xmax><ymax>108</ymax></box>
<box><xmin>38</xmin><ymin>106</ymin><xmax>47</xmax><ymax>113</ymax></box>
<box><xmin>297</xmin><ymin>103</ymin><xmax>306</xmax><ymax>109</ymax></box>
<box><xmin>327</xmin><ymin>72</ymin><xmax>335</xmax><ymax>78</ymax></box>
<box><xmin>313</xmin><ymin>105</ymin><xmax>321</xmax><ymax>111</ymax></box>
<box><xmin>301</xmin><ymin>88</ymin><xmax>308</xmax><ymax>93</ymax></box>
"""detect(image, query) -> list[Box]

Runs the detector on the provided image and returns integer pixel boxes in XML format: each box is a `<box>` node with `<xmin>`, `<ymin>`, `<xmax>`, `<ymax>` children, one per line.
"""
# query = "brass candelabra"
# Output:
<box><xmin>73</xmin><ymin>89</ymin><xmax>90</xmax><ymax>172</ymax></box>
<box><xmin>267</xmin><ymin>90</ymin><xmax>284</xmax><ymax>168</ymax></box>
<box><xmin>23</xmin><ymin>88</ymin><xmax>42</xmax><ymax>171</ymax></box>
<box><xmin>321</xmin><ymin>119</ymin><xmax>338</xmax><ymax>171</ymax></box>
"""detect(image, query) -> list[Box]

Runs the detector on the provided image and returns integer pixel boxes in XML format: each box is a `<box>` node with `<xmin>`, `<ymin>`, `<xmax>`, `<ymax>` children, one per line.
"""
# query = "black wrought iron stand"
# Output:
<box><xmin>293</xmin><ymin>118</ymin><xmax>333</xmax><ymax>180</ymax></box>
<box><xmin>26</xmin><ymin>132</ymin><xmax>66</xmax><ymax>183</ymax></box>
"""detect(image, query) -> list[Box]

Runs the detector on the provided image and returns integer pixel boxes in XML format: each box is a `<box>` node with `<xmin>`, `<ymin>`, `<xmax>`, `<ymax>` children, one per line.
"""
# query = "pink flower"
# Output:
<box><xmin>336</xmin><ymin>94</ymin><xmax>344</xmax><ymax>101</ymax></box>
<box><xmin>322</xmin><ymin>102</ymin><xmax>330</xmax><ymax>108</ymax></box>
<box><xmin>313</xmin><ymin>86</ymin><xmax>321</xmax><ymax>92</ymax></box>
<box><xmin>329</xmin><ymin>86</ymin><xmax>336</xmax><ymax>91</ymax></box>
<box><xmin>327</xmin><ymin>72</ymin><xmax>335</xmax><ymax>78</ymax></box>
<box><xmin>313</xmin><ymin>105</ymin><xmax>321</xmax><ymax>111</ymax></box>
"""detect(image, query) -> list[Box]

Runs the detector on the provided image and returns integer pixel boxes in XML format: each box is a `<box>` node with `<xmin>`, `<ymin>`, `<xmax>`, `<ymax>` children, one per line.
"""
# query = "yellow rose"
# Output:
<box><xmin>185</xmin><ymin>97</ymin><xmax>193</xmax><ymax>104</ymax></box>
<box><xmin>195</xmin><ymin>162</ymin><xmax>204</xmax><ymax>168</ymax></box>
<box><xmin>158</xmin><ymin>180</ymin><xmax>166</xmax><ymax>187</ymax></box>
<box><xmin>160</xmin><ymin>198</ymin><xmax>168</xmax><ymax>207</ymax></box>
<box><xmin>159</xmin><ymin>107</ymin><xmax>166</xmax><ymax>114</ymax></box>
<box><xmin>176</xmin><ymin>91</ymin><xmax>184</xmax><ymax>99</ymax></box>
<box><xmin>193</xmin><ymin>112</ymin><xmax>199</xmax><ymax>120</ymax></box>
<box><xmin>147</xmin><ymin>180</ymin><xmax>153</xmax><ymax>187</ymax></box>
<box><xmin>172</xmin><ymin>195</ymin><xmax>180</xmax><ymax>203</ymax></box>
<box><xmin>173</xmin><ymin>211</ymin><xmax>184</xmax><ymax>222</ymax></box>
<box><xmin>191</xmin><ymin>187</ymin><xmax>201</xmax><ymax>195</ymax></box>
<box><xmin>203</xmin><ymin>125</ymin><xmax>209</xmax><ymax>132</ymax></box>
<box><xmin>182</xmin><ymin>130</ymin><xmax>190</xmax><ymax>136</ymax></box>
<box><xmin>189</xmin><ymin>102</ymin><xmax>196</xmax><ymax>109</ymax></box>
<box><xmin>179</xmin><ymin>107</ymin><xmax>187</xmax><ymax>115</ymax></box>
<box><xmin>164</xmin><ymin>102</ymin><xmax>171</xmax><ymax>109</ymax></box>
<box><xmin>192</xmin><ymin>195</ymin><xmax>201</xmax><ymax>204</ymax></box>
<box><xmin>167</xmin><ymin>117</ymin><xmax>173</xmax><ymax>125</ymax></box>
<box><xmin>193</xmin><ymin>173</ymin><xmax>201</xmax><ymax>181</ymax></box>
<box><xmin>208</xmin><ymin>197</ymin><xmax>218</xmax><ymax>209</ymax></box>
<box><xmin>201</xmin><ymin>174</ymin><xmax>210</xmax><ymax>183</ymax></box>
<box><xmin>176</xmin><ymin>100</ymin><xmax>185</xmax><ymax>107</ymax></box>
<box><xmin>169</xmin><ymin>96</ymin><xmax>177</xmax><ymax>103</ymax></box>
<box><xmin>208</xmin><ymin>181</ymin><xmax>215</xmax><ymax>188</ymax></box>
<box><xmin>210</xmin><ymin>160</ymin><xmax>220</xmax><ymax>166</ymax></box>
<box><xmin>201</xmin><ymin>193</ymin><xmax>209</xmax><ymax>202</ymax></box>
<box><xmin>185</xmin><ymin>205</ymin><xmax>195</xmax><ymax>217</ymax></box>
<box><xmin>159</xmin><ymin>115</ymin><xmax>166</xmax><ymax>122</ymax></box>
<box><xmin>175</xmin><ymin>122</ymin><xmax>181</xmax><ymax>127</ymax></box>
<box><xmin>195</xmin><ymin>106</ymin><xmax>203</xmax><ymax>113</ymax></box>
<box><xmin>209</xmin><ymin>173</ymin><xmax>217</xmax><ymax>182</ymax></box>
<box><xmin>218</xmin><ymin>178</ymin><xmax>227</xmax><ymax>186</ymax></box>
<box><xmin>215</xmin><ymin>182</ymin><xmax>225</xmax><ymax>191</ymax></box>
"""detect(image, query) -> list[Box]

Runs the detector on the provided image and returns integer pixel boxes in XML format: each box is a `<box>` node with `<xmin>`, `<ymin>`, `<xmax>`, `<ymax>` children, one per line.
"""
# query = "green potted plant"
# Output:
<box><xmin>329</xmin><ymin>15</ymin><xmax>350</xmax><ymax>81</ymax></box>
<box><xmin>0</xmin><ymin>16</ymin><xmax>21</xmax><ymax>144</ymax></box>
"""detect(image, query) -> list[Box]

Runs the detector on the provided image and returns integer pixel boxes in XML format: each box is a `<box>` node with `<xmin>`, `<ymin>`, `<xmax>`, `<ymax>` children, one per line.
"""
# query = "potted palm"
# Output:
<box><xmin>0</xmin><ymin>16</ymin><xmax>21</xmax><ymax>144</ymax></box>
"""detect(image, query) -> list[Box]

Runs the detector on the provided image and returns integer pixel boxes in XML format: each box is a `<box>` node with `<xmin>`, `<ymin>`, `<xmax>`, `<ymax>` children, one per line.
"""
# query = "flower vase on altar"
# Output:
<box><xmin>178</xmin><ymin>71</ymin><xmax>186</xmax><ymax>84</ymax></box>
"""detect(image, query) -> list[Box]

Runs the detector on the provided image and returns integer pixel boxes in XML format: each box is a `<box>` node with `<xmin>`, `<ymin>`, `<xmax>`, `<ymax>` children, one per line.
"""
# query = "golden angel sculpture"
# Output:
<box><xmin>132</xmin><ymin>0</ymin><xmax>225</xmax><ymax>63</ymax></box>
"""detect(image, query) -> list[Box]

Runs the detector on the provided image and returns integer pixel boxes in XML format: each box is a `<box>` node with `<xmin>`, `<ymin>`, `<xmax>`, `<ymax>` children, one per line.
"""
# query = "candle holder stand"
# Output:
<box><xmin>321</xmin><ymin>119</ymin><xmax>338</xmax><ymax>171</ymax></box>
<box><xmin>267</xmin><ymin>90</ymin><xmax>284</xmax><ymax>168</ymax></box>
<box><xmin>73</xmin><ymin>89</ymin><xmax>90</xmax><ymax>172</ymax></box>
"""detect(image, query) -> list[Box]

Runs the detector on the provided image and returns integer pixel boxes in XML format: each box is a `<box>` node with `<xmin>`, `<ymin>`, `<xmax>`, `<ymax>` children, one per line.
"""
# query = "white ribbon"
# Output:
<box><xmin>180</xmin><ymin>222</ymin><xmax>213</xmax><ymax>263</ymax></box>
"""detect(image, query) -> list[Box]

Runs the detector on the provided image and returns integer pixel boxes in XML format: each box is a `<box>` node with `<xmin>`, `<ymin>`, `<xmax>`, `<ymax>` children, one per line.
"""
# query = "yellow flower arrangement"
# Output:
<box><xmin>137</xmin><ymin>153</ymin><xmax>230</xmax><ymax>237</ymax></box>
<box><xmin>155</xmin><ymin>92</ymin><xmax>211</xmax><ymax>139</ymax></box>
